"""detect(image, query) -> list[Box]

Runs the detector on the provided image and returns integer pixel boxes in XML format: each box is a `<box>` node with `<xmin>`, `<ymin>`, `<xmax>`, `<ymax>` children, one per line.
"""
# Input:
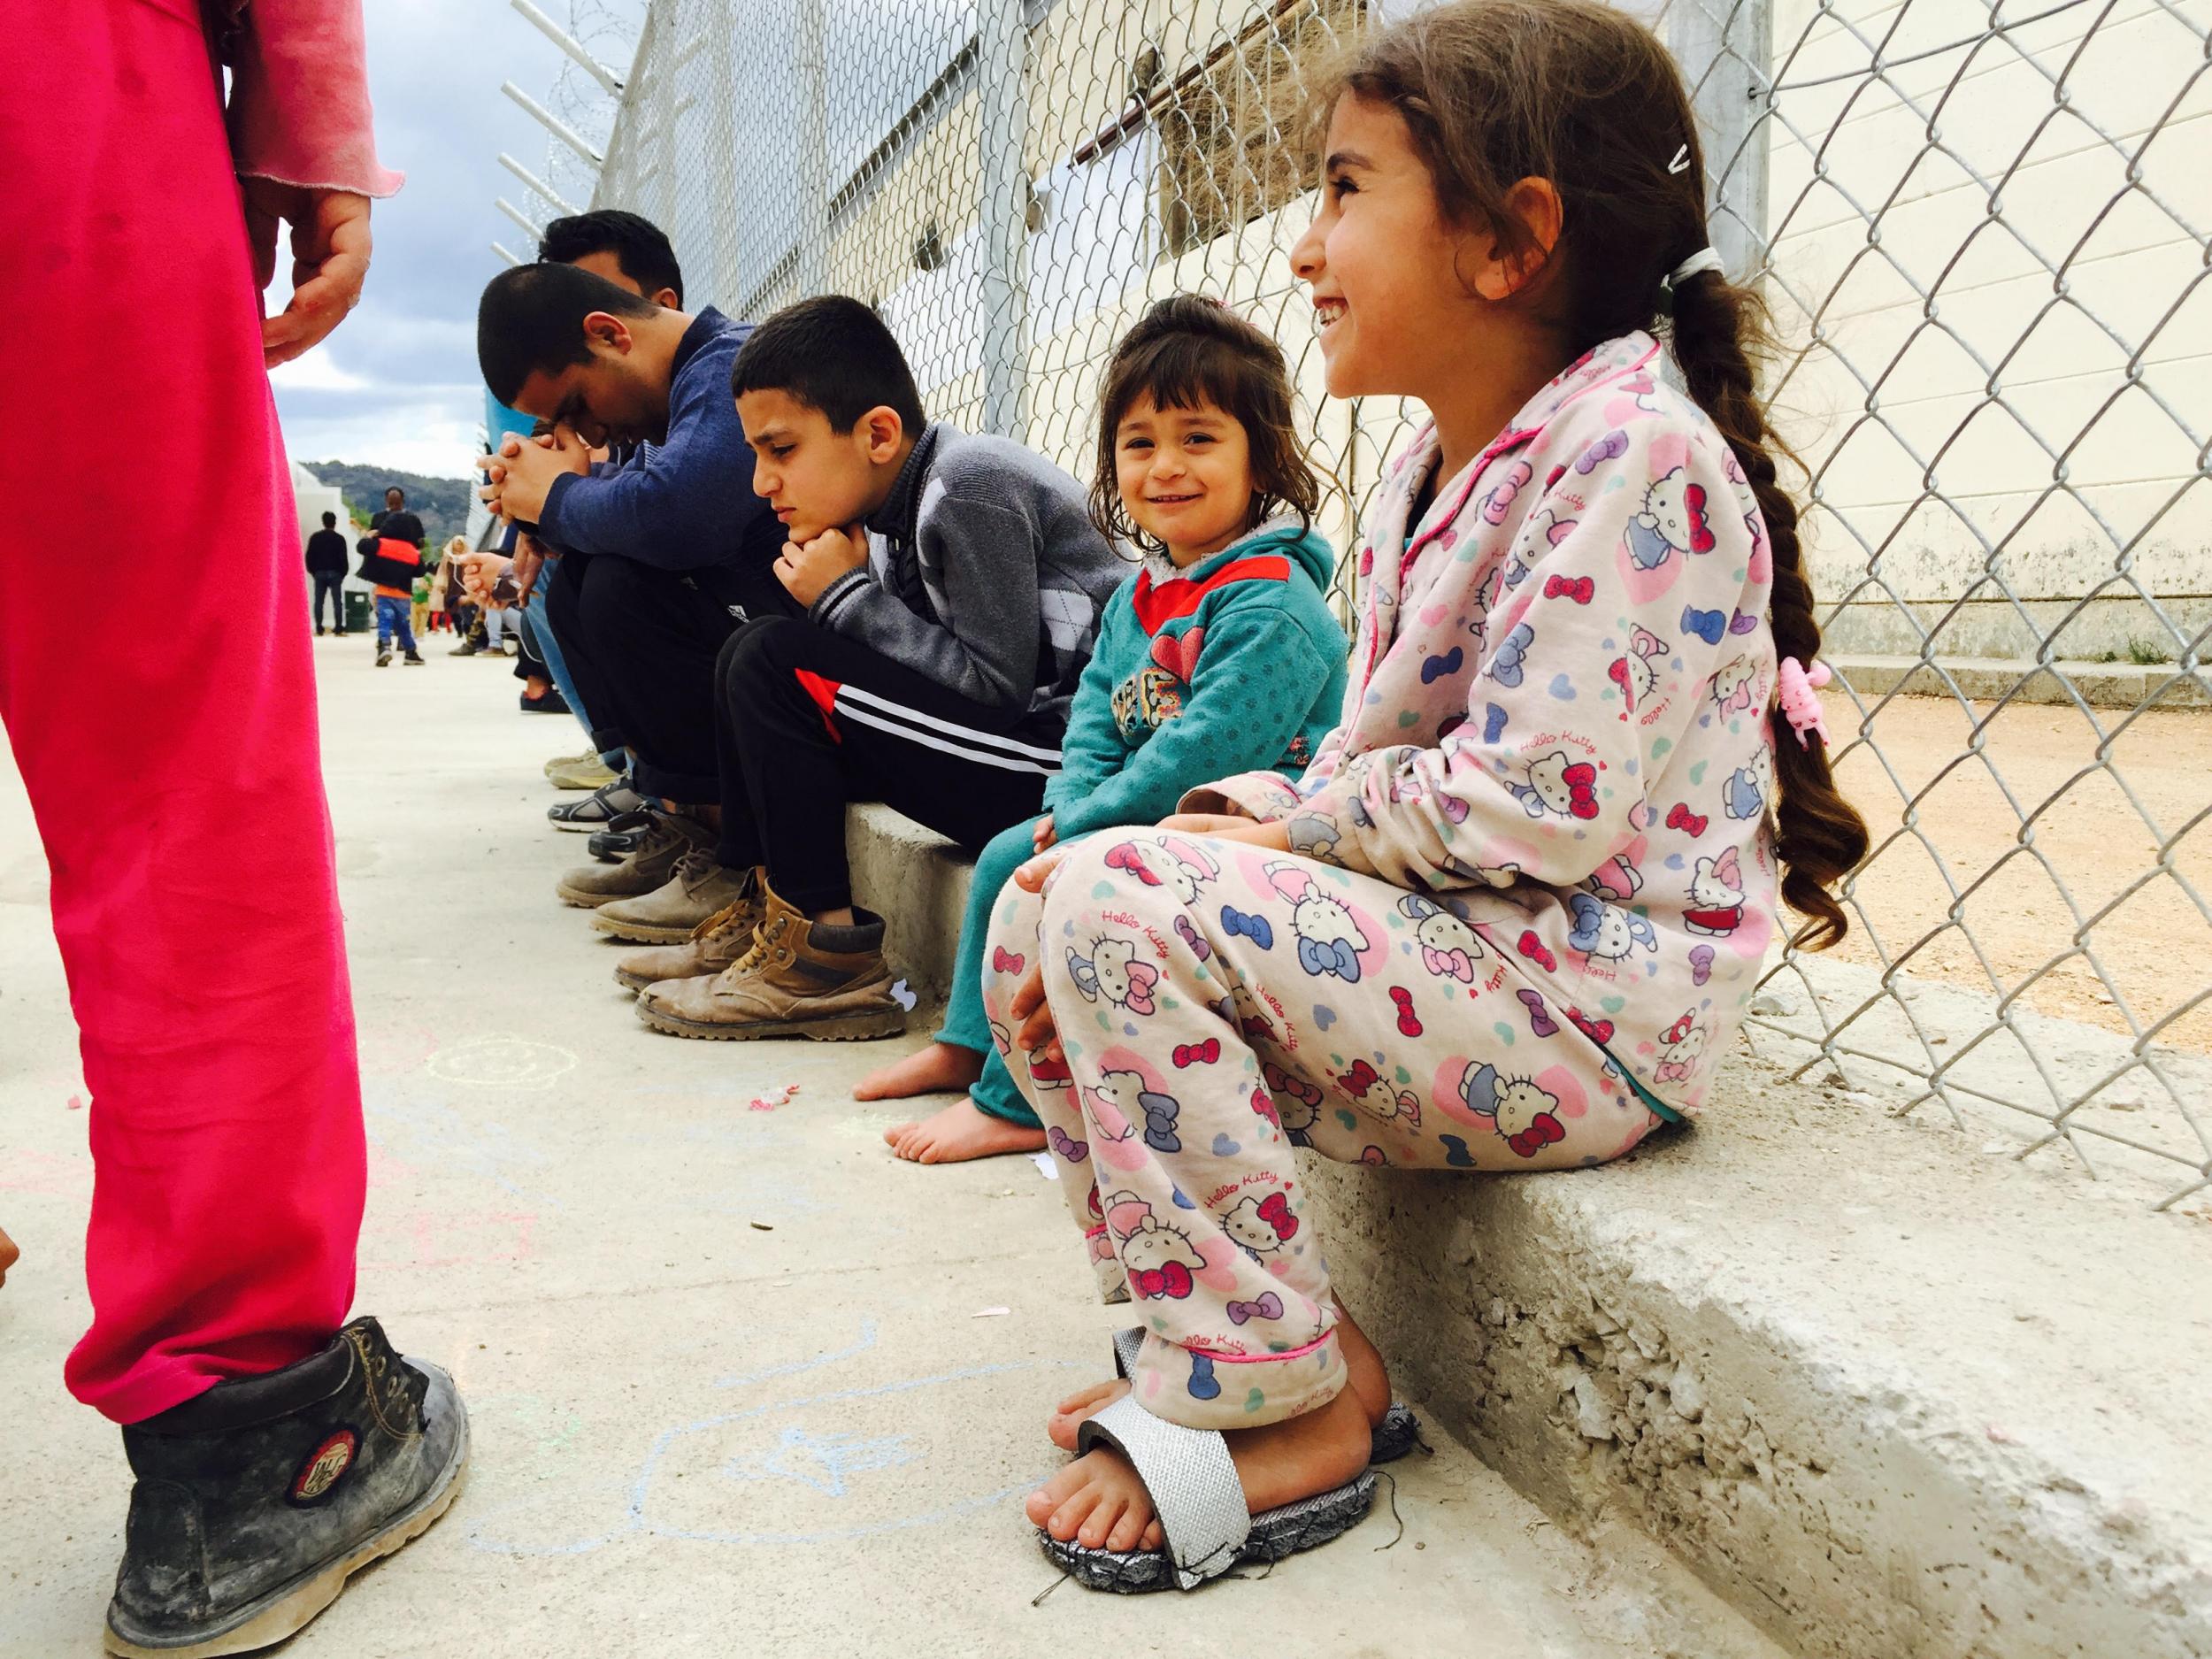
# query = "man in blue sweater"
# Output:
<box><xmin>475</xmin><ymin>263</ymin><xmax>796</xmax><ymax>908</ymax></box>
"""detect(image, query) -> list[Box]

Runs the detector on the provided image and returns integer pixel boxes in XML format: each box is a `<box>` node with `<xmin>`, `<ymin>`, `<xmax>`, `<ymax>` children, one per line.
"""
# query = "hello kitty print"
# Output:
<box><xmin>1180</xmin><ymin>332</ymin><xmax>1781</xmax><ymax>1113</ymax></box>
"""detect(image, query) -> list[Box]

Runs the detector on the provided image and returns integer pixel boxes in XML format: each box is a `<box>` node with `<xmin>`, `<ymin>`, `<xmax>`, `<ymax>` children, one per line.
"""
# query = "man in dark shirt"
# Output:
<box><xmin>368</xmin><ymin>487</ymin><xmax>424</xmax><ymax>548</ymax></box>
<box><xmin>303</xmin><ymin>510</ymin><xmax>350</xmax><ymax>635</ymax></box>
<box><xmin>476</xmin><ymin>261</ymin><xmax>795</xmax><ymax>910</ymax></box>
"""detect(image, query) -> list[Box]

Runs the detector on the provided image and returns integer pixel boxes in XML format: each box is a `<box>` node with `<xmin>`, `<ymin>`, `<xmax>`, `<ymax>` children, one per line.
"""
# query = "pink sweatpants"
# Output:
<box><xmin>0</xmin><ymin>1</ymin><xmax>366</xmax><ymax>1423</ymax></box>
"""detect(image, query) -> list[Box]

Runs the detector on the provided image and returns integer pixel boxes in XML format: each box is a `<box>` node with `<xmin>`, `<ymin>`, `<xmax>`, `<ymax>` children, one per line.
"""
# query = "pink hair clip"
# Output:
<box><xmin>1776</xmin><ymin>657</ymin><xmax>1833</xmax><ymax>748</ymax></box>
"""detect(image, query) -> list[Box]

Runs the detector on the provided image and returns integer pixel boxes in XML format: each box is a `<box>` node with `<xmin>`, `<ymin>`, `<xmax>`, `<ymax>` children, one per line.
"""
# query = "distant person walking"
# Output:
<box><xmin>304</xmin><ymin>509</ymin><xmax>350</xmax><ymax>634</ymax></box>
<box><xmin>0</xmin><ymin>4</ymin><xmax>467</xmax><ymax>1655</ymax></box>
<box><xmin>363</xmin><ymin>517</ymin><xmax>426</xmax><ymax>668</ymax></box>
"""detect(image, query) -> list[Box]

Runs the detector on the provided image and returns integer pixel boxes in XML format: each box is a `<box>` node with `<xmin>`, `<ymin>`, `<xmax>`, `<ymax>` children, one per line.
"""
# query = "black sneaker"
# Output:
<box><xmin>449</xmin><ymin>639</ymin><xmax>482</xmax><ymax>657</ymax></box>
<box><xmin>104</xmin><ymin>1317</ymin><xmax>467</xmax><ymax>1658</ymax></box>
<box><xmin>548</xmin><ymin>777</ymin><xmax>648</xmax><ymax>833</ymax></box>
<box><xmin>403</xmin><ymin>653</ymin><xmax>426</xmax><ymax>666</ymax></box>
<box><xmin>375</xmin><ymin>647</ymin><xmax>392</xmax><ymax>668</ymax></box>
<box><xmin>588</xmin><ymin>809</ymin><xmax>659</xmax><ymax>863</ymax></box>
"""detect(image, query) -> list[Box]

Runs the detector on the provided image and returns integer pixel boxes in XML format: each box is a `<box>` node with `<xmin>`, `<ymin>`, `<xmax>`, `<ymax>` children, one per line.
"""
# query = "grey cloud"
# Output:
<box><xmin>273</xmin><ymin>1</ymin><xmax>641</xmax><ymax>472</ymax></box>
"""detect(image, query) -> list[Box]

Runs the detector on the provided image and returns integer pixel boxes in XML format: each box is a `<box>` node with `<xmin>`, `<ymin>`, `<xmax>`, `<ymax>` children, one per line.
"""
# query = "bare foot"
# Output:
<box><xmin>1027</xmin><ymin>1382</ymin><xmax>1375</xmax><ymax>1554</ymax></box>
<box><xmin>884</xmin><ymin>1096</ymin><xmax>1046</xmax><ymax>1164</ymax></box>
<box><xmin>1046</xmin><ymin>1300</ymin><xmax>1391</xmax><ymax>1451</ymax></box>
<box><xmin>854</xmin><ymin>1040</ymin><xmax>984</xmax><ymax>1102</ymax></box>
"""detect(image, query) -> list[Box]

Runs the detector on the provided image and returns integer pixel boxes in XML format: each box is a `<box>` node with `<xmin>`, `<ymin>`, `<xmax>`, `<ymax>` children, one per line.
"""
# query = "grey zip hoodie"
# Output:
<box><xmin>808</xmin><ymin>421</ymin><xmax>1125</xmax><ymax>734</ymax></box>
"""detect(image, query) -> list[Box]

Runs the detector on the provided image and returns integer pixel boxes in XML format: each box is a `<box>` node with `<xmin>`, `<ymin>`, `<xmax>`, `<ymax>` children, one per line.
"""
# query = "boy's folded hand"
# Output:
<box><xmin>1033</xmin><ymin>815</ymin><xmax>1056</xmax><ymax>852</ymax></box>
<box><xmin>773</xmin><ymin>522</ymin><xmax>869</xmax><ymax>608</ymax></box>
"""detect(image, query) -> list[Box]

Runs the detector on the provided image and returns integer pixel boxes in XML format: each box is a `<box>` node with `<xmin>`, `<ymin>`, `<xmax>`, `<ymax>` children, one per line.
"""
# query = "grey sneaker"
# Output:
<box><xmin>104</xmin><ymin>1317</ymin><xmax>467</xmax><ymax>1658</ymax></box>
<box><xmin>555</xmin><ymin>812</ymin><xmax>714</xmax><ymax>909</ymax></box>
<box><xmin>591</xmin><ymin>851</ymin><xmax>751</xmax><ymax>944</ymax></box>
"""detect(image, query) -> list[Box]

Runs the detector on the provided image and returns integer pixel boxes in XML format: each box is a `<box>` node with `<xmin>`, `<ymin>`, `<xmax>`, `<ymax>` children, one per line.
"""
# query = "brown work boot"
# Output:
<box><xmin>592</xmin><ymin>849</ymin><xmax>751</xmax><ymax>944</ymax></box>
<box><xmin>612</xmin><ymin>871</ymin><xmax>767</xmax><ymax>992</ymax></box>
<box><xmin>636</xmin><ymin>883</ymin><xmax>907</xmax><ymax>1042</ymax></box>
<box><xmin>554</xmin><ymin>812</ymin><xmax>713</xmax><ymax>909</ymax></box>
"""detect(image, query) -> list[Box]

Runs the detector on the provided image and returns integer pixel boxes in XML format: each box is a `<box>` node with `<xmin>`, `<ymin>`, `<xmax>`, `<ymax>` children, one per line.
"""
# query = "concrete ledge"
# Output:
<box><xmin>847</xmin><ymin>802</ymin><xmax>973</xmax><ymax>1002</ymax></box>
<box><xmin>1832</xmin><ymin>653</ymin><xmax>2208</xmax><ymax>710</ymax></box>
<box><xmin>847</xmin><ymin>803</ymin><xmax>2212</xmax><ymax>1659</ymax></box>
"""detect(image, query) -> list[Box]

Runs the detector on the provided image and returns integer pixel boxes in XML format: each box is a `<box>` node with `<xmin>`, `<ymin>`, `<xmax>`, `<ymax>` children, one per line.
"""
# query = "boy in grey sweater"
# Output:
<box><xmin>603</xmin><ymin>296</ymin><xmax>1127</xmax><ymax>1044</ymax></box>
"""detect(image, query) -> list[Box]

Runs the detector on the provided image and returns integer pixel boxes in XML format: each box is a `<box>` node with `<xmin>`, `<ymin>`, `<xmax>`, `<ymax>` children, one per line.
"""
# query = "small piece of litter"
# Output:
<box><xmin>972</xmin><ymin>1307</ymin><xmax>1010</xmax><ymax>1318</ymax></box>
<box><xmin>1030</xmin><ymin>1150</ymin><xmax>1057</xmax><ymax>1180</ymax></box>
<box><xmin>749</xmin><ymin>1222</ymin><xmax>774</xmax><ymax>1232</ymax></box>
<box><xmin>65</xmin><ymin>1094</ymin><xmax>85</xmax><ymax>1111</ymax></box>
<box><xmin>889</xmin><ymin>979</ymin><xmax>918</xmax><ymax>1011</ymax></box>
<box><xmin>749</xmin><ymin>1082</ymin><xmax>799</xmax><ymax>1112</ymax></box>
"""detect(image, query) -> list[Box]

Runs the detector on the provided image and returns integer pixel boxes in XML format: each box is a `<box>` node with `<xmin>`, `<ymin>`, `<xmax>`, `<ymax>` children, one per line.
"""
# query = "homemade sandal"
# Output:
<box><xmin>1110</xmin><ymin>1327</ymin><xmax>1423</xmax><ymax>1464</ymax></box>
<box><xmin>1039</xmin><ymin>1394</ymin><xmax>1378</xmax><ymax>1592</ymax></box>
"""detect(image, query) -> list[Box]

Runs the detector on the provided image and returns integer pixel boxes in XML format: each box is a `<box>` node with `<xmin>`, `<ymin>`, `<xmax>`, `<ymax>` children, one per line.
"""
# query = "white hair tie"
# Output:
<box><xmin>1668</xmin><ymin>247</ymin><xmax>1724</xmax><ymax>286</ymax></box>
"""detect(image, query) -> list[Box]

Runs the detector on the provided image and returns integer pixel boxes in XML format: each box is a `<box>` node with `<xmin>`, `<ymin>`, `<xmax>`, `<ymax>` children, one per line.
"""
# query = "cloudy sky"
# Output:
<box><xmin>265</xmin><ymin>0</ymin><xmax>644</xmax><ymax>480</ymax></box>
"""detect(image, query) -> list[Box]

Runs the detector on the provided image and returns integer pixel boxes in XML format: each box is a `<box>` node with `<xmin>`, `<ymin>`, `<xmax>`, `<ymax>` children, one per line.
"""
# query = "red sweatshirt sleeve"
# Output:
<box><xmin>220</xmin><ymin>2</ymin><xmax>404</xmax><ymax>197</ymax></box>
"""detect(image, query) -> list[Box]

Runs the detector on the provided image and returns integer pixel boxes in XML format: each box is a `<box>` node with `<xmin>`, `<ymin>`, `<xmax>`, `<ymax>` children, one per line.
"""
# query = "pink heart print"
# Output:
<box><xmin>1148</xmin><ymin>626</ymin><xmax>1205</xmax><ymax>682</ymax></box>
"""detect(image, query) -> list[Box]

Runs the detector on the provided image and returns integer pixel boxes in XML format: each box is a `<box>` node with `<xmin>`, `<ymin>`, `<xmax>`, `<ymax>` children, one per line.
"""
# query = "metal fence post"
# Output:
<box><xmin>794</xmin><ymin>0</ymin><xmax>832</xmax><ymax>297</ymax></box>
<box><xmin>703</xmin><ymin>1</ymin><xmax>744</xmax><ymax>310</ymax></box>
<box><xmin>976</xmin><ymin>0</ymin><xmax>1030</xmax><ymax>438</ymax></box>
<box><xmin>1668</xmin><ymin>0</ymin><xmax>1772</xmax><ymax>283</ymax></box>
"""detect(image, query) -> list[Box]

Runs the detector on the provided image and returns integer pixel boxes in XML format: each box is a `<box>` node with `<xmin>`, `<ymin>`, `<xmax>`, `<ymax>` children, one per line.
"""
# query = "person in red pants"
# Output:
<box><xmin>0</xmin><ymin>5</ymin><xmax>468</xmax><ymax>1655</ymax></box>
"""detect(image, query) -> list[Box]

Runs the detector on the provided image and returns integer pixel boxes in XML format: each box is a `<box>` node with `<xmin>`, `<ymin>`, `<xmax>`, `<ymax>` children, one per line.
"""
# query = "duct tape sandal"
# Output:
<box><xmin>1040</xmin><ymin>1393</ymin><xmax>1379</xmax><ymax>1593</ymax></box>
<box><xmin>1111</xmin><ymin>1328</ymin><xmax>1423</xmax><ymax>1465</ymax></box>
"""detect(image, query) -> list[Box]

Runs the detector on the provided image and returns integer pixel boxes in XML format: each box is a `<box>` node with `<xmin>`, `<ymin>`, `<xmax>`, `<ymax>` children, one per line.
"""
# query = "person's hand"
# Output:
<box><xmin>1006</xmin><ymin>845</ymin><xmax>1070</xmax><ymax>1063</ymax></box>
<box><xmin>453</xmin><ymin>551</ymin><xmax>514</xmax><ymax>607</ymax></box>
<box><xmin>0</xmin><ymin>1223</ymin><xmax>19</xmax><ymax>1289</ymax></box>
<box><xmin>773</xmin><ymin>523</ymin><xmax>869</xmax><ymax>608</ymax></box>
<box><xmin>510</xmin><ymin>533</ymin><xmax>549</xmax><ymax>604</ymax></box>
<box><xmin>243</xmin><ymin>182</ymin><xmax>373</xmax><ymax>369</ymax></box>
<box><xmin>1158</xmin><ymin>812</ymin><xmax>1293</xmax><ymax>851</ymax></box>
<box><xmin>486</xmin><ymin>426</ymin><xmax>589</xmax><ymax>526</ymax></box>
<box><xmin>1032</xmin><ymin>815</ymin><xmax>1057</xmax><ymax>853</ymax></box>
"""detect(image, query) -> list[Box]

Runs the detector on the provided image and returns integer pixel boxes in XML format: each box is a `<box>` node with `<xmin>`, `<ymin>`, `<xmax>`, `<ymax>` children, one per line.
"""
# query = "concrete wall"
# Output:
<box><xmin>1764</xmin><ymin>0</ymin><xmax>2208</xmax><ymax>663</ymax></box>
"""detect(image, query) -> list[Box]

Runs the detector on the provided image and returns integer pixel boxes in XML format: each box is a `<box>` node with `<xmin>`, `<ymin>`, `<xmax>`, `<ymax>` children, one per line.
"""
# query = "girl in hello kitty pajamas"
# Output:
<box><xmin>994</xmin><ymin>0</ymin><xmax>1870</xmax><ymax>1582</ymax></box>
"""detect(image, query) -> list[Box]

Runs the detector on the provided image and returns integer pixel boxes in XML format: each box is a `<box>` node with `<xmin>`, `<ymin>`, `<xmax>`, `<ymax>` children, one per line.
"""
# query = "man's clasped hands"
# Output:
<box><xmin>467</xmin><ymin>425</ymin><xmax>873</xmax><ymax>611</ymax></box>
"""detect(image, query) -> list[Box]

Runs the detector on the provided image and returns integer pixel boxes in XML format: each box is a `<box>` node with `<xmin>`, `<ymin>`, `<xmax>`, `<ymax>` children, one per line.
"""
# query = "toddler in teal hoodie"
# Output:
<box><xmin>860</xmin><ymin>296</ymin><xmax>1348</xmax><ymax>1163</ymax></box>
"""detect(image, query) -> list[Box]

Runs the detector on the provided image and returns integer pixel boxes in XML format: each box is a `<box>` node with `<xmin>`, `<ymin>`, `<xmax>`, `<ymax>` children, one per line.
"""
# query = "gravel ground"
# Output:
<box><xmin>1813</xmin><ymin>689</ymin><xmax>2212</xmax><ymax>1055</ymax></box>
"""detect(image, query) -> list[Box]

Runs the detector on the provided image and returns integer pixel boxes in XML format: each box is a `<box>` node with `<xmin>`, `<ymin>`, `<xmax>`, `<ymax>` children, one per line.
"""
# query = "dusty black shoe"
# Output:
<box><xmin>104</xmin><ymin>1317</ymin><xmax>468</xmax><ymax>1657</ymax></box>
<box><xmin>588</xmin><ymin>809</ymin><xmax>658</xmax><ymax>863</ymax></box>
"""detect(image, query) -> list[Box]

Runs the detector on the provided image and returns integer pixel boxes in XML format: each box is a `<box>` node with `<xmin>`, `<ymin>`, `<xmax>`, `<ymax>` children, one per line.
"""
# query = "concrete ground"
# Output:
<box><xmin>0</xmin><ymin>634</ymin><xmax>1786</xmax><ymax>1659</ymax></box>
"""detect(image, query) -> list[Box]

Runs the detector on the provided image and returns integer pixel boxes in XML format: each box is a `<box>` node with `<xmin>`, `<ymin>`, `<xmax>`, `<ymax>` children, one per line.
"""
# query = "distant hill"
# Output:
<box><xmin>302</xmin><ymin>462</ymin><xmax>472</xmax><ymax>548</ymax></box>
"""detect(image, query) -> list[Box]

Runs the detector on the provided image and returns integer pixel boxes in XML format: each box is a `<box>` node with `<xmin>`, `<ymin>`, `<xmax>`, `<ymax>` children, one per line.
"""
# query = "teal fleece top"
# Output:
<box><xmin>1043</xmin><ymin>516</ymin><xmax>1348</xmax><ymax>840</ymax></box>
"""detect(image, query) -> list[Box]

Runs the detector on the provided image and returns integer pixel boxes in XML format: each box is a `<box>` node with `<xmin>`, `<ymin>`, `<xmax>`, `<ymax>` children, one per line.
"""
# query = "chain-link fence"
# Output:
<box><xmin>503</xmin><ymin>0</ymin><xmax>2212</xmax><ymax>1210</ymax></box>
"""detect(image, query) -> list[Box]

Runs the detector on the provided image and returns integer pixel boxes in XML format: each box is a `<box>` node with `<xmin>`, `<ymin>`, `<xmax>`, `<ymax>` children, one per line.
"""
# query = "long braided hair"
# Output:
<box><xmin>1311</xmin><ymin>0</ymin><xmax>1869</xmax><ymax>946</ymax></box>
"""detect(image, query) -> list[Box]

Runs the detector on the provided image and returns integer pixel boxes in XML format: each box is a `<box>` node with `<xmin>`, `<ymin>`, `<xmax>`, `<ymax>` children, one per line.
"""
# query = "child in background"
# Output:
<box><xmin>985</xmin><ymin>0</ymin><xmax>1869</xmax><ymax>1590</ymax></box>
<box><xmin>856</xmin><ymin>296</ymin><xmax>1348</xmax><ymax>1164</ymax></box>
<box><xmin>412</xmin><ymin>550</ymin><xmax>442</xmax><ymax>640</ymax></box>
<box><xmin>366</xmin><ymin>531</ymin><xmax>425</xmax><ymax>668</ymax></box>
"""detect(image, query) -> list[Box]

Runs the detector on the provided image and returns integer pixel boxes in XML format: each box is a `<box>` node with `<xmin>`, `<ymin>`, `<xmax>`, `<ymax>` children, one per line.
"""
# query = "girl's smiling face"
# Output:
<box><xmin>1115</xmin><ymin>393</ymin><xmax>1255</xmax><ymax>567</ymax></box>
<box><xmin>1291</xmin><ymin>96</ymin><xmax>1487</xmax><ymax>401</ymax></box>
